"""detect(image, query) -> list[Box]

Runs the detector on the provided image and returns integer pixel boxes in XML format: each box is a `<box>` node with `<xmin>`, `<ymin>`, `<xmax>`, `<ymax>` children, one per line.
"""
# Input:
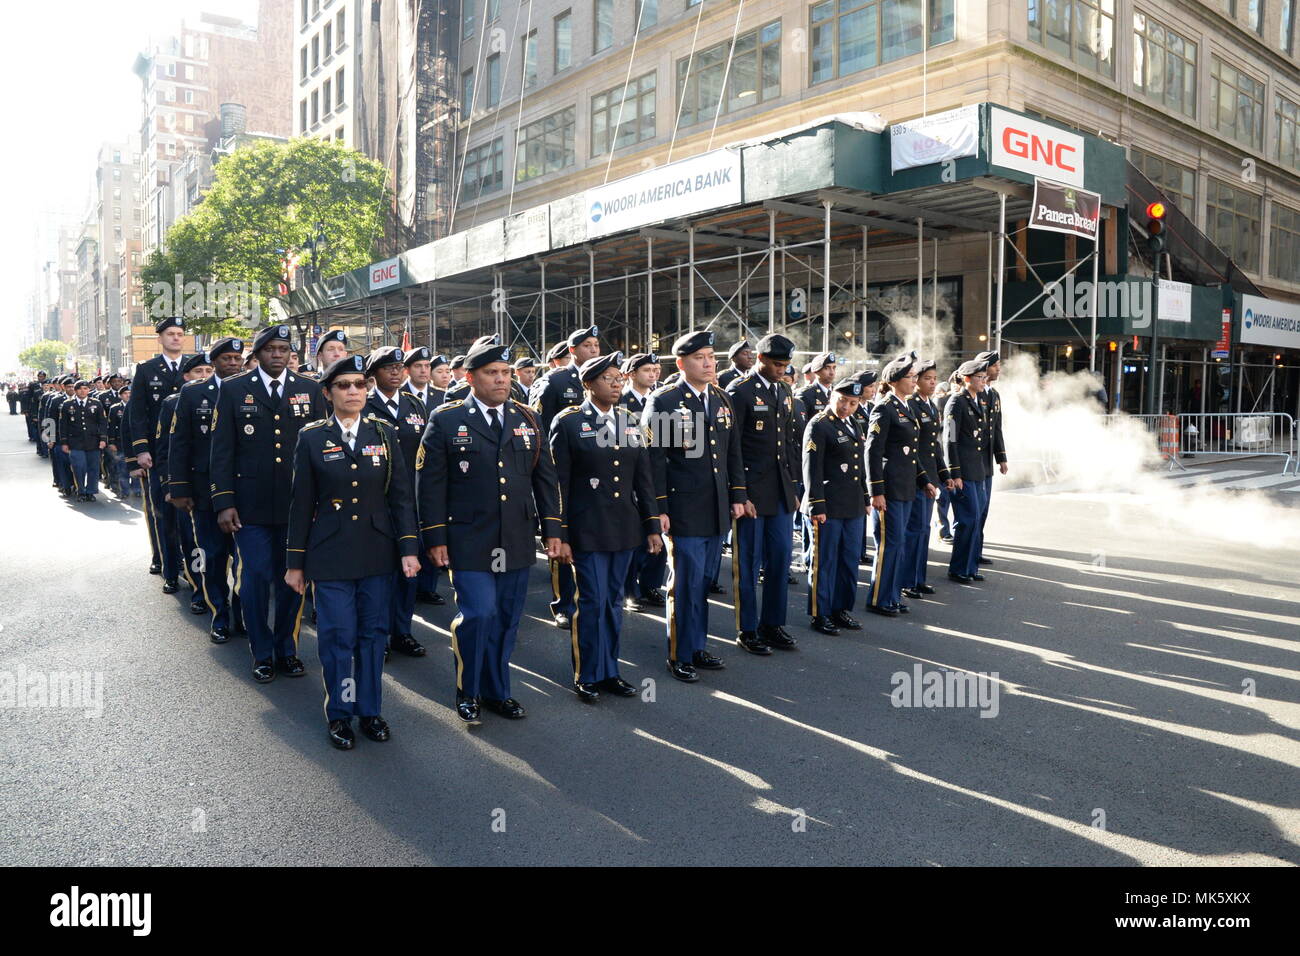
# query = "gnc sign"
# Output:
<box><xmin>368</xmin><ymin>256</ymin><xmax>402</xmax><ymax>291</ymax></box>
<box><xmin>990</xmin><ymin>108</ymin><xmax>1084</xmax><ymax>187</ymax></box>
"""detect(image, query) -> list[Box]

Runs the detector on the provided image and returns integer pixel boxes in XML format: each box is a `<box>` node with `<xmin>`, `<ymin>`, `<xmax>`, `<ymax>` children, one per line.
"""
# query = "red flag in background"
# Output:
<box><xmin>401</xmin><ymin>329</ymin><xmax>411</xmax><ymax>352</ymax></box>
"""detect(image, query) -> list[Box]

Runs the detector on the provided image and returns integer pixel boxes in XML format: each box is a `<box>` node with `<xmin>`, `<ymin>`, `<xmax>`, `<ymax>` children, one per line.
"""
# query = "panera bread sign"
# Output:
<box><xmin>1028</xmin><ymin>179</ymin><xmax>1101</xmax><ymax>241</ymax></box>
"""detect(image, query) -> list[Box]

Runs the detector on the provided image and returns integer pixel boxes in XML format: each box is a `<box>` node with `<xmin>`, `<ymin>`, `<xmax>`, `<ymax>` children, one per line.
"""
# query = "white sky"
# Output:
<box><xmin>0</xmin><ymin>0</ymin><xmax>262</xmax><ymax>372</ymax></box>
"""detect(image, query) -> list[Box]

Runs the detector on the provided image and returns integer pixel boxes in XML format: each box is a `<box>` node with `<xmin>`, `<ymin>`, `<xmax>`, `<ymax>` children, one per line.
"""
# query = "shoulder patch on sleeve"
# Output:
<box><xmin>433</xmin><ymin>400</ymin><xmax>465</xmax><ymax>415</ymax></box>
<box><xmin>301</xmin><ymin>419</ymin><xmax>327</xmax><ymax>431</ymax></box>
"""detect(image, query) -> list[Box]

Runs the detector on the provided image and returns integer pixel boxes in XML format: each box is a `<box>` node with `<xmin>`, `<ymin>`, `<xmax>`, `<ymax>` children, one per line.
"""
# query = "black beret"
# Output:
<box><xmin>181</xmin><ymin>353</ymin><xmax>211</xmax><ymax>374</ymax></box>
<box><xmin>449</xmin><ymin>354</ymin><xmax>467</xmax><ymax>370</ymax></box>
<box><xmin>253</xmin><ymin>324</ymin><xmax>293</xmax><ymax>352</ymax></box>
<box><xmin>914</xmin><ymin>358</ymin><xmax>937</xmax><ymax>375</ymax></box>
<box><xmin>206</xmin><ymin>337</ymin><xmax>244</xmax><ymax>361</ymax></box>
<box><xmin>117</xmin><ymin>383</ymin><xmax>132</xmax><ymax>393</ymax></box>
<box><xmin>727</xmin><ymin>339</ymin><xmax>752</xmax><ymax>359</ymax></box>
<box><xmin>975</xmin><ymin>350</ymin><xmax>1001</xmax><ymax>366</ymax></box>
<box><xmin>852</xmin><ymin>369</ymin><xmax>879</xmax><ymax>387</ymax></box>
<box><xmin>546</xmin><ymin>341</ymin><xmax>569</xmax><ymax>362</ymax></box>
<box><xmin>465</xmin><ymin>342</ymin><xmax>513</xmax><ymax>371</ymax></box>
<box><xmin>300</xmin><ymin>363</ymin><xmax>316</xmax><ymax>373</ymax></box>
<box><xmin>315</xmin><ymin>329</ymin><xmax>348</xmax><ymax>353</ymax></box>
<box><xmin>429</xmin><ymin>353</ymin><xmax>449</xmax><ymax>368</ymax></box>
<box><xmin>579</xmin><ymin>352</ymin><xmax>624</xmax><ymax>383</ymax></box>
<box><xmin>808</xmin><ymin>351</ymin><xmax>837</xmax><ymax>372</ymax></box>
<box><xmin>403</xmin><ymin>346</ymin><xmax>432</xmax><ymax>366</ymax></box>
<box><xmin>755</xmin><ymin>333</ymin><xmax>795</xmax><ymax>361</ymax></box>
<box><xmin>567</xmin><ymin>325</ymin><xmax>599</xmax><ymax>348</ymax></box>
<box><xmin>74</xmin><ymin>379</ymin><xmax>90</xmax><ymax>389</ymax></box>
<box><xmin>832</xmin><ymin>378</ymin><xmax>864</xmax><ymax>396</ymax></box>
<box><xmin>801</xmin><ymin>362</ymin><xmax>813</xmax><ymax>375</ymax></box>
<box><xmin>155</xmin><ymin>316</ymin><xmax>185</xmax><ymax>334</ymax></box>
<box><xmin>320</xmin><ymin>355</ymin><xmax>367</xmax><ymax>387</ymax></box>
<box><xmin>957</xmin><ymin>359</ymin><xmax>988</xmax><ymax>378</ymax></box>
<box><xmin>365</xmin><ymin>346</ymin><xmax>405</xmax><ymax>374</ymax></box>
<box><xmin>472</xmin><ymin>333</ymin><xmax>501</xmax><ymax>348</ymax></box>
<box><xmin>512</xmin><ymin>356</ymin><xmax>536</xmax><ymax>370</ymax></box>
<box><xmin>621</xmin><ymin>352</ymin><xmax>657</xmax><ymax>374</ymax></box>
<box><xmin>671</xmin><ymin>329</ymin><xmax>714</xmax><ymax>356</ymax></box>
<box><xmin>881</xmin><ymin>353</ymin><xmax>916</xmax><ymax>383</ymax></box>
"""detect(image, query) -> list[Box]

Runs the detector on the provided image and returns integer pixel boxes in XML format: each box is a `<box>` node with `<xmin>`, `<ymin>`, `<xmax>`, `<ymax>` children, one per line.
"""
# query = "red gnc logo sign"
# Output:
<box><xmin>990</xmin><ymin>108</ymin><xmax>1085</xmax><ymax>187</ymax></box>
<box><xmin>368</xmin><ymin>257</ymin><xmax>401</xmax><ymax>290</ymax></box>
<box><xmin>1001</xmin><ymin>128</ymin><xmax>1077</xmax><ymax>174</ymax></box>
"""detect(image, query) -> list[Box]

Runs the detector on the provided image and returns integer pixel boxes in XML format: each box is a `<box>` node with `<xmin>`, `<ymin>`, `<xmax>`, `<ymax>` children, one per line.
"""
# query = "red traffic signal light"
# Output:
<box><xmin>1145</xmin><ymin>201</ymin><xmax>1167</xmax><ymax>251</ymax></box>
<box><xmin>1145</xmin><ymin>202</ymin><xmax>1166</xmax><ymax>220</ymax></box>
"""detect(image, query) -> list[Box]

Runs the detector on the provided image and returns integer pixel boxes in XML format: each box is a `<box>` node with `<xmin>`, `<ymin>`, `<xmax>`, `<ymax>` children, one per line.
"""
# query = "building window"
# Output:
<box><xmin>112</xmin><ymin>187</ymin><xmax>121</xmax><ymax>201</ymax></box>
<box><xmin>312</xmin><ymin>89</ymin><xmax>319</xmax><ymax>126</ymax></box>
<box><xmin>1210</xmin><ymin>57</ymin><xmax>1265</xmax><ymax>150</ymax></box>
<box><xmin>1133</xmin><ymin>13</ymin><xmax>1195</xmax><ymax>118</ymax></box>
<box><xmin>462</xmin><ymin>68</ymin><xmax>475</xmax><ymax>114</ymax></box>
<box><xmin>811</xmin><ymin>1</ymin><xmax>954</xmax><ymax>83</ymax></box>
<box><xmin>336</xmin><ymin>126</ymin><xmax>345</xmax><ymax>142</ymax></box>
<box><xmin>463</xmin><ymin>3</ymin><xmax>474</xmax><ymax>39</ymax></box>
<box><xmin>461</xmin><ymin>137</ymin><xmax>504</xmax><ymax>199</ymax></box>
<box><xmin>301</xmin><ymin>46</ymin><xmax>308</xmax><ymax>80</ymax></box>
<box><xmin>302</xmin><ymin>0</ymin><xmax>309</xmax><ymax>27</ymax></box>
<box><xmin>638</xmin><ymin>0</ymin><xmax>659</xmax><ymax>29</ymax></box>
<box><xmin>1282</xmin><ymin>0</ymin><xmax>1296</xmax><ymax>53</ymax></box>
<box><xmin>324</xmin><ymin>23</ymin><xmax>332</xmax><ymax>57</ymax></box>
<box><xmin>515</xmin><ymin>106</ymin><xmax>576</xmax><ymax>182</ymax></box>
<box><xmin>555</xmin><ymin>11</ymin><xmax>572</xmax><ymax>71</ymax></box>
<box><xmin>1130</xmin><ymin>148</ymin><xmax>1196</xmax><ymax>212</ymax></box>
<box><xmin>594</xmin><ymin>0</ymin><xmax>614</xmax><ymax>52</ymax></box>
<box><xmin>336</xmin><ymin>67</ymin><xmax>345</xmax><ymax>107</ymax></box>
<box><xmin>679</xmin><ymin>21</ymin><xmax>781</xmax><ymax>126</ymax></box>
<box><xmin>311</xmin><ymin>35</ymin><xmax>319</xmax><ymax>71</ymax></box>
<box><xmin>523</xmin><ymin>30</ymin><xmax>538</xmax><ymax>89</ymax></box>
<box><xmin>1269</xmin><ymin>203</ymin><xmax>1300</xmax><ymax>281</ymax></box>
<box><xmin>486</xmin><ymin>53</ymin><xmax>501</xmax><ymax>107</ymax></box>
<box><xmin>300</xmin><ymin>99</ymin><xmax>308</xmax><ymax>133</ymax></box>
<box><xmin>1206</xmin><ymin>178</ymin><xmax>1261</xmax><ymax>272</ymax></box>
<box><xmin>1275</xmin><ymin>93</ymin><xmax>1300</xmax><ymax>169</ymax></box>
<box><xmin>592</xmin><ymin>72</ymin><xmax>656</xmax><ymax>156</ymax></box>
<box><xmin>337</xmin><ymin>8</ymin><xmax>345</xmax><ymax>47</ymax></box>
<box><xmin>1248</xmin><ymin>0</ymin><xmax>1263</xmax><ymax>34</ymax></box>
<box><xmin>487</xmin><ymin>0</ymin><xmax>500</xmax><ymax>21</ymax></box>
<box><xmin>1026</xmin><ymin>0</ymin><xmax>1115</xmax><ymax>78</ymax></box>
<box><xmin>323</xmin><ymin>79</ymin><xmax>332</xmax><ymax>115</ymax></box>
<box><xmin>184</xmin><ymin>89</ymin><xmax>195</xmax><ymax>104</ymax></box>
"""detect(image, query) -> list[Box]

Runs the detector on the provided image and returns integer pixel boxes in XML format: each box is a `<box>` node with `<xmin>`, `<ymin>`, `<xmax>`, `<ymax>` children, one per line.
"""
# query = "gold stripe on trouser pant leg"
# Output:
<box><xmin>139</xmin><ymin>472</ymin><xmax>161</xmax><ymax>556</ymax></box>
<box><xmin>870</xmin><ymin>506</ymin><xmax>886</xmax><ymax>607</ymax></box>
<box><xmin>448</xmin><ymin>568</ymin><xmax>464</xmax><ymax>692</ymax></box>
<box><xmin>810</xmin><ymin>520</ymin><xmax>820</xmax><ymax>618</ymax></box>
<box><xmin>189</xmin><ymin>511</ymin><xmax>217</xmax><ymax>615</ymax></box>
<box><xmin>664</xmin><ymin>533</ymin><xmax>678</xmax><ymax>662</ymax></box>
<box><xmin>731</xmin><ymin>517</ymin><xmax>741</xmax><ymax>634</ymax></box>
<box><xmin>291</xmin><ymin>589</ymin><xmax>307</xmax><ymax>649</ymax></box>
<box><xmin>570</xmin><ymin>564</ymin><xmax>581</xmax><ymax>684</ymax></box>
<box><xmin>550</xmin><ymin>559</ymin><xmax>560</xmax><ymax>604</ymax></box>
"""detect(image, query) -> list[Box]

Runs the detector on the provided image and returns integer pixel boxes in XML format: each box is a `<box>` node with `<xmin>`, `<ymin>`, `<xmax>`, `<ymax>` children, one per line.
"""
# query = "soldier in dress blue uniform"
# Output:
<box><xmin>43</xmin><ymin>377</ymin><xmax>74</xmax><ymax>497</ymax></box>
<box><xmin>550</xmin><ymin>353</ymin><xmax>662</xmax><ymax>703</ymax></box>
<box><xmin>642</xmin><ymin>330</ymin><xmax>747</xmax><ymax>683</ymax></box>
<box><xmin>717</xmin><ymin>340</ymin><xmax>754</xmax><ymax>390</ymax></box>
<box><xmin>128</xmin><ymin>317</ymin><xmax>188</xmax><ymax>578</ymax></box>
<box><xmin>619</xmin><ymin>353</ymin><xmax>668</xmax><ymax>613</ymax></box>
<box><xmin>443</xmin><ymin>335</ymin><xmax>506</xmax><ymax>404</ymax></box>
<box><xmin>793</xmin><ymin>352</ymin><xmax>837</xmax><ymax>573</ymax></box>
<box><xmin>314</xmin><ymin>329</ymin><xmax>350</xmax><ymax>371</ymax></box>
<box><xmin>973</xmin><ymin>350</ymin><xmax>1008</xmax><ymax>565</ymax></box>
<box><xmin>167</xmin><ymin>338</ymin><xmax>245</xmax><ymax>642</ymax></box>
<box><xmin>405</xmin><ymin>349</ymin><xmax>450</xmax><ymax>608</ymax></box>
<box><xmin>210</xmin><ymin>324</ymin><xmax>327</xmax><ymax>683</ymax></box>
<box><xmin>416</xmin><ymin>342</ymin><xmax>565</xmax><ymax>724</ymax></box>
<box><xmin>726</xmin><ymin>333</ymin><xmax>801</xmax><ymax>655</ymax></box>
<box><xmin>900</xmin><ymin>359</ymin><xmax>950</xmax><ymax>601</ymax></box>
<box><xmin>943</xmin><ymin>359</ymin><xmax>990</xmax><ymax>583</ymax></box>
<box><xmin>866</xmin><ymin>354</ymin><xmax>939</xmax><ymax>616</ymax></box>
<box><xmin>802</xmin><ymin>378</ymin><xmax>870</xmax><ymax>636</ymax></box>
<box><xmin>400</xmin><ymin>346</ymin><xmax>439</xmax><ymax>416</ymax></box>
<box><xmin>156</xmin><ymin>352</ymin><xmax>214</xmax><ymax>600</ymax></box>
<box><xmin>512</xmin><ymin>356</ymin><xmax>538</xmax><ymax>399</ymax></box>
<box><xmin>850</xmin><ymin>368</ymin><xmax>882</xmax><ymax>564</ymax></box>
<box><xmin>364</xmin><ymin>345</ymin><xmax>429</xmax><ymax>658</ymax></box>
<box><xmin>24</xmin><ymin>373</ymin><xmax>47</xmax><ymax>451</ymax></box>
<box><xmin>286</xmin><ymin>356</ymin><xmax>421</xmax><ymax>750</ymax></box>
<box><xmin>59</xmin><ymin>379</ymin><xmax>108</xmax><ymax>502</ymax></box>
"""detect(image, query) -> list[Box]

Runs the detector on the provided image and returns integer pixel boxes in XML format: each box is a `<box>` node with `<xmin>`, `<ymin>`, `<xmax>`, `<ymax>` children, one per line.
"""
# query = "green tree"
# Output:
<box><xmin>142</xmin><ymin>137</ymin><xmax>390</xmax><ymax>338</ymax></box>
<box><xmin>19</xmin><ymin>340</ymin><xmax>72</xmax><ymax>376</ymax></box>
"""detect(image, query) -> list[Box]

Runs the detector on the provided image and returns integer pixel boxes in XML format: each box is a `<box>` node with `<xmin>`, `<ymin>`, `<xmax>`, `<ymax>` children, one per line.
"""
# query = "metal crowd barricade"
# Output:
<box><xmin>1178</xmin><ymin>413</ymin><xmax>1297</xmax><ymax>474</ymax></box>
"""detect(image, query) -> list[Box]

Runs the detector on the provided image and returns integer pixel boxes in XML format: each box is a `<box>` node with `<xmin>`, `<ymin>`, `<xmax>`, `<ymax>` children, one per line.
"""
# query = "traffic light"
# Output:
<box><xmin>1108</xmin><ymin>340</ymin><xmax>1117</xmax><ymax>352</ymax></box>
<box><xmin>1145</xmin><ymin>201</ymin><xmax>1166</xmax><ymax>253</ymax></box>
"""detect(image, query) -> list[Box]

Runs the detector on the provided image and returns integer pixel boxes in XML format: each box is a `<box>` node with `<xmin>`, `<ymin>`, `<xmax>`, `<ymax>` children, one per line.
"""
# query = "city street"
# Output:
<box><xmin>1</xmin><ymin>414</ymin><xmax>1296</xmax><ymax>867</ymax></box>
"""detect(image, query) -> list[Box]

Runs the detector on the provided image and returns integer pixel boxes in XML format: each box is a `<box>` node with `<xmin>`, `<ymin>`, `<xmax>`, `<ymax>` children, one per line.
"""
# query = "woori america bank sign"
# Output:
<box><xmin>1240</xmin><ymin>294</ymin><xmax>1300</xmax><ymax>350</ymax></box>
<box><xmin>586</xmin><ymin>149</ymin><xmax>742</xmax><ymax>239</ymax></box>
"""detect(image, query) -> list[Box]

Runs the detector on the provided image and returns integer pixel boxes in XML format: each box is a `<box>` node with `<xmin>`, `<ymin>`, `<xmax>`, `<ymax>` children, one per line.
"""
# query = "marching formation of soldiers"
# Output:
<box><xmin>17</xmin><ymin>316</ymin><xmax>1007</xmax><ymax>752</ymax></box>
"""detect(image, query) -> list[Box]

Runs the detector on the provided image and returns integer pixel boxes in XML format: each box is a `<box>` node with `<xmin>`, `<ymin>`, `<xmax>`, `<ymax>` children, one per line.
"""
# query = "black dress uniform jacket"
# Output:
<box><xmin>126</xmin><ymin>355</ymin><xmax>185</xmax><ymax>464</ymax></box>
<box><xmin>167</xmin><ymin>377</ymin><xmax>222</xmax><ymax>507</ymax></box>
<box><xmin>209</xmin><ymin>369</ymin><xmax>327</xmax><ymax>525</ymax></box>
<box><xmin>401</xmin><ymin>383</ymin><xmax>443</xmax><ymax>417</ymax></box>
<box><xmin>802</xmin><ymin>410</ymin><xmax>869</xmax><ymax>519</ymax></box>
<box><xmin>365</xmin><ymin>389</ymin><xmax>425</xmax><ymax>476</ymax></box>
<box><xmin>60</xmin><ymin>398</ymin><xmax>108</xmax><ymax>451</ymax></box>
<box><xmin>642</xmin><ymin>381</ymin><xmax>746</xmax><ymax>537</ymax></box>
<box><xmin>550</xmin><ymin>400</ymin><xmax>660</xmax><ymax>553</ymax></box>
<box><xmin>943</xmin><ymin>390</ymin><xmax>990</xmax><ymax>484</ymax></box>
<box><xmin>286</xmin><ymin>415</ymin><xmax>419</xmax><ymax>581</ymax></box>
<box><xmin>717</xmin><ymin>366</ymin><xmax>745</xmax><ymax>390</ymax></box>
<box><xmin>416</xmin><ymin>398</ymin><xmax>564</xmax><ymax>571</ymax></box>
<box><xmin>530</xmin><ymin>363</ymin><xmax>583</xmax><ymax>433</ymax></box>
<box><xmin>908</xmin><ymin>393</ymin><xmax>949</xmax><ymax>490</ymax></box>
<box><xmin>977</xmin><ymin>385</ymin><xmax>1008</xmax><ymax>469</ymax></box>
<box><xmin>796</xmin><ymin>382</ymin><xmax>831</xmax><ymax>420</ymax></box>
<box><xmin>726</xmin><ymin>370</ymin><xmax>800</xmax><ymax>514</ymax></box>
<box><xmin>106</xmin><ymin>399</ymin><xmax>126</xmax><ymax>450</ymax></box>
<box><xmin>619</xmin><ymin>386</ymin><xmax>651</xmax><ymax>417</ymax></box>
<box><xmin>154</xmin><ymin>393</ymin><xmax>180</xmax><ymax>483</ymax></box>
<box><xmin>44</xmin><ymin>393</ymin><xmax>67</xmax><ymax>444</ymax></box>
<box><xmin>866</xmin><ymin>391</ymin><xmax>928</xmax><ymax>501</ymax></box>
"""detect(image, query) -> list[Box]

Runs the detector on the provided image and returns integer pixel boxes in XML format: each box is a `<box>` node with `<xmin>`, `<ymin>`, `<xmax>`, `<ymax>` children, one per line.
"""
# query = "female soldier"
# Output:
<box><xmin>943</xmin><ymin>360</ymin><xmax>990</xmax><ymax>584</ymax></box>
<box><xmin>866</xmin><ymin>354</ymin><xmax>939</xmax><ymax>616</ymax></box>
<box><xmin>551</xmin><ymin>354</ymin><xmax>662</xmax><ymax>703</ymax></box>
<box><xmin>285</xmin><ymin>356</ymin><xmax>421</xmax><ymax>750</ymax></box>
<box><xmin>900</xmin><ymin>359</ymin><xmax>949</xmax><ymax>600</ymax></box>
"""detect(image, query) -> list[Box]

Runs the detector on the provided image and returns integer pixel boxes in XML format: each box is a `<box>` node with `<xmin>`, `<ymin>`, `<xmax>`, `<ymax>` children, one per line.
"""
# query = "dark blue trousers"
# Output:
<box><xmin>735</xmin><ymin>506</ymin><xmax>793</xmax><ymax>632</ymax></box>
<box><xmin>626</xmin><ymin>543</ymin><xmax>667</xmax><ymax>597</ymax></box>
<box><xmin>148</xmin><ymin>468</ymin><xmax>182</xmax><ymax>579</ymax></box>
<box><xmin>869</xmin><ymin>497</ymin><xmax>914</xmax><ymax>609</ymax></box>
<box><xmin>52</xmin><ymin>444</ymin><xmax>71</xmax><ymax>489</ymax></box>
<box><xmin>448</xmin><ymin>568</ymin><xmax>529</xmax><ymax>700</ymax></box>
<box><xmin>808</xmin><ymin>514</ymin><xmax>864</xmax><ymax>617</ymax></box>
<box><xmin>572</xmin><ymin>549</ymin><xmax>633</xmax><ymax>684</ymax></box>
<box><xmin>978</xmin><ymin>475</ymin><xmax>993</xmax><ymax>558</ymax></box>
<box><xmin>234</xmin><ymin>524</ymin><xmax>303</xmax><ymax>664</ymax></box>
<box><xmin>937</xmin><ymin>486</ymin><xmax>953</xmax><ymax>536</ymax></box>
<box><xmin>117</xmin><ymin>457</ymin><xmax>141</xmax><ymax>495</ymax></box>
<box><xmin>416</xmin><ymin>552</ymin><xmax>441</xmax><ymax>595</ymax></box>
<box><xmin>900</xmin><ymin>489</ymin><xmax>933</xmax><ymax>589</ymax></box>
<box><xmin>549</xmin><ymin>558</ymin><xmax>576</xmax><ymax>618</ymax></box>
<box><xmin>69</xmin><ymin>449</ymin><xmax>100</xmax><ymax>494</ymax></box>
<box><xmin>315</xmin><ymin>574</ymin><xmax>391</xmax><ymax>721</ymax></box>
<box><xmin>949</xmin><ymin>481</ymin><xmax>987</xmax><ymax>578</ymax></box>
<box><xmin>665</xmin><ymin>533</ymin><xmax>722</xmax><ymax>663</ymax></box>
<box><xmin>390</xmin><ymin>568</ymin><xmax>417</xmax><ymax>636</ymax></box>
<box><xmin>190</xmin><ymin>509</ymin><xmax>233</xmax><ymax>630</ymax></box>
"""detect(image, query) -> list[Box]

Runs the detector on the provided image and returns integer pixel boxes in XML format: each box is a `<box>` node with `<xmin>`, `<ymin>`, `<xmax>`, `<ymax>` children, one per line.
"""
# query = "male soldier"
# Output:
<box><xmin>365</xmin><ymin>345</ymin><xmax>429</xmax><ymax>658</ymax></box>
<box><xmin>210</xmin><ymin>324</ymin><xmax>326</xmax><ymax>683</ymax></box>
<box><xmin>43</xmin><ymin>377</ymin><xmax>74</xmax><ymax>496</ymax></box>
<box><xmin>717</xmin><ymin>339</ymin><xmax>754</xmax><ymax>390</ymax></box>
<box><xmin>24</xmin><ymin>372</ymin><xmax>48</xmax><ymax>451</ymax></box>
<box><xmin>403</xmin><ymin>347</ymin><xmax>450</xmax><ymax>606</ymax></box>
<box><xmin>60</xmin><ymin>380</ymin><xmax>108</xmax><ymax>502</ymax></box>
<box><xmin>512</xmin><ymin>356</ymin><xmax>538</xmax><ymax>395</ymax></box>
<box><xmin>127</xmin><ymin>316</ymin><xmax>188</xmax><ymax>578</ymax></box>
<box><xmin>156</xmin><ymin>353</ymin><xmax>213</xmax><ymax>599</ymax></box>
<box><xmin>315</xmin><ymin>329</ymin><xmax>350</xmax><ymax>370</ymax></box>
<box><xmin>428</xmin><ymin>352</ymin><xmax>452</xmax><ymax>398</ymax></box>
<box><xmin>540</xmin><ymin>341</ymin><xmax>569</xmax><ymax>377</ymax></box>
<box><xmin>168</xmin><ymin>337</ymin><xmax>245</xmax><ymax>643</ymax></box>
<box><xmin>400</xmin><ymin>346</ymin><xmax>439</xmax><ymax>415</ymax></box>
<box><xmin>642</xmin><ymin>330</ymin><xmax>747</xmax><ymax>683</ymax></box>
<box><xmin>448</xmin><ymin>354</ymin><xmax>467</xmax><ymax>385</ymax></box>
<box><xmin>726</xmin><ymin>333</ymin><xmax>801</xmax><ymax>654</ymax></box>
<box><xmin>792</xmin><ymin>352</ymin><xmax>836</xmax><ymax>573</ymax></box>
<box><xmin>943</xmin><ymin>359</ymin><xmax>990</xmax><ymax>583</ymax></box>
<box><xmin>973</xmin><ymin>350</ymin><xmax>1008</xmax><ymax>564</ymax></box>
<box><xmin>444</xmin><ymin>335</ymin><xmax>504</xmax><ymax>403</ymax></box>
<box><xmin>110</xmin><ymin>384</ymin><xmax>142</xmax><ymax>498</ymax></box>
<box><xmin>416</xmin><ymin>341</ymin><xmax>565</xmax><ymax>723</ymax></box>
<box><xmin>619</xmin><ymin>353</ymin><xmax>667</xmax><ymax>612</ymax></box>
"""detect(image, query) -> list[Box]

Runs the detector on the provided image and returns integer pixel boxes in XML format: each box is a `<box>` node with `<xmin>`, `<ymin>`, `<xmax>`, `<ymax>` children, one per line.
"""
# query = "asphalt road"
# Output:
<box><xmin>1</xmin><ymin>412</ymin><xmax>1296</xmax><ymax>866</ymax></box>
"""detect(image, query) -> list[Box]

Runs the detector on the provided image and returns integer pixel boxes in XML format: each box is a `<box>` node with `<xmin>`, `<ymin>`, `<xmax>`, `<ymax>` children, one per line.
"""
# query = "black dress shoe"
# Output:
<box><xmin>416</xmin><ymin>589</ymin><xmax>446</xmax><ymax>606</ymax></box>
<box><xmin>359</xmin><ymin>715</ymin><xmax>390</xmax><ymax>741</ymax></box>
<box><xmin>894</xmin><ymin>602</ymin><xmax>911</xmax><ymax>614</ymax></box>
<box><xmin>148</xmin><ymin>561</ymin><xmax>161</xmax><ymax>575</ymax></box>
<box><xmin>84</xmin><ymin>493</ymin><xmax>96</xmax><ymax>502</ymax></box>
<box><xmin>483</xmin><ymin>697</ymin><xmax>526</xmax><ymax>719</ymax></box>
<box><xmin>736</xmin><ymin>630</ymin><xmax>772</xmax><ymax>655</ymax></box>
<box><xmin>916</xmin><ymin>583</ymin><xmax>936</xmax><ymax>595</ymax></box>
<box><xmin>209</xmin><ymin>627</ymin><xmax>230</xmax><ymax>644</ymax></box>
<box><xmin>639</xmin><ymin>589</ymin><xmax>666</xmax><ymax>607</ymax></box>
<box><xmin>252</xmin><ymin>661</ymin><xmax>275</xmax><ymax>683</ymax></box>
<box><xmin>758</xmin><ymin>624</ymin><xmax>798</xmax><ymax>649</ymax></box>
<box><xmin>867</xmin><ymin>604</ymin><xmax>900</xmax><ymax>617</ymax></box>
<box><xmin>161</xmin><ymin>579</ymin><xmax>179</xmax><ymax>594</ymax></box>
<box><xmin>940</xmin><ymin>534</ymin><xmax>954</xmax><ymax>543</ymax></box>
<box><xmin>901</xmin><ymin>587</ymin><xmax>922</xmax><ymax>599</ymax></box>
<box><xmin>310</xmin><ymin>608</ymin><xmax>317</xmax><ymax>625</ymax></box>
<box><xmin>390</xmin><ymin>633</ymin><xmax>427</xmax><ymax>657</ymax></box>
<box><xmin>831</xmin><ymin>611</ymin><xmax>862</xmax><ymax>630</ymax></box>
<box><xmin>708</xmin><ymin>583</ymin><xmax>726</xmax><ymax>595</ymax></box>
<box><xmin>574</xmin><ymin>682</ymin><xmax>600</xmax><ymax>703</ymax></box>
<box><xmin>277</xmin><ymin>655</ymin><xmax>306</xmax><ymax>677</ymax></box>
<box><xmin>601</xmin><ymin>676</ymin><xmax>638</xmax><ymax>697</ymax></box>
<box><xmin>190</xmin><ymin>598</ymin><xmax>208</xmax><ymax>615</ymax></box>
<box><xmin>977</xmin><ymin>556</ymin><xmax>993</xmax><ymax>565</ymax></box>
<box><xmin>667</xmin><ymin>659</ymin><xmax>699</xmax><ymax>682</ymax></box>
<box><xmin>692</xmin><ymin>650</ymin><xmax>725</xmax><ymax>669</ymax></box>
<box><xmin>554</xmin><ymin>613</ymin><xmax>571</xmax><ymax>629</ymax></box>
<box><xmin>231</xmin><ymin>619</ymin><xmax>247</xmax><ymax>635</ymax></box>
<box><xmin>328</xmin><ymin>719</ymin><xmax>355</xmax><ymax>750</ymax></box>
<box><xmin>456</xmin><ymin>694</ymin><xmax>481</xmax><ymax>723</ymax></box>
<box><xmin>810</xmin><ymin>615</ymin><xmax>840</xmax><ymax>636</ymax></box>
<box><xmin>947</xmin><ymin>572</ymin><xmax>973</xmax><ymax>583</ymax></box>
<box><xmin>624</xmin><ymin>595</ymin><xmax>645</xmax><ymax>613</ymax></box>
<box><xmin>787</xmin><ymin>571</ymin><xmax>797</xmax><ymax>584</ymax></box>
<box><xmin>969</xmin><ymin>573</ymin><xmax>986</xmax><ymax>582</ymax></box>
